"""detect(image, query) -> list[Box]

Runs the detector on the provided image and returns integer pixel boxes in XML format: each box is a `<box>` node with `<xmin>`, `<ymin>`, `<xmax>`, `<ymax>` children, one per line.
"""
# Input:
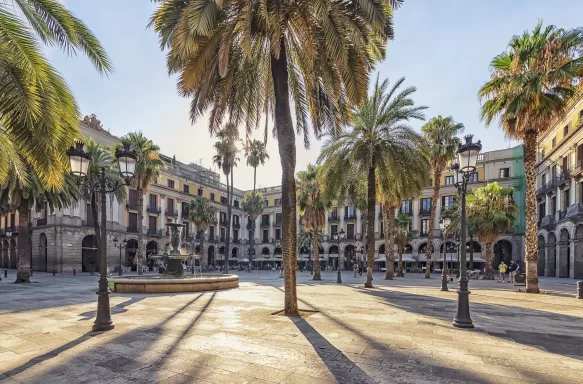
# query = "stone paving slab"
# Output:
<box><xmin>1</xmin><ymin>270</ymin><xmax>583</xmax><ymax>383</ymax></box>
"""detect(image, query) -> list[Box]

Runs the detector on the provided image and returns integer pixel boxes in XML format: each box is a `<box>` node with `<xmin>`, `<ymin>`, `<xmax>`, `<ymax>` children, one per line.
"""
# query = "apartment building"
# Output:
<box><xmin>0</xmin><ymin>121</ymin><xmax>525</xmax><ymax>274</ymax></box>
<box><xmin>536</xmin><ymin>96</ymin><xmax>583</xmax><ymax>279</ymax></box>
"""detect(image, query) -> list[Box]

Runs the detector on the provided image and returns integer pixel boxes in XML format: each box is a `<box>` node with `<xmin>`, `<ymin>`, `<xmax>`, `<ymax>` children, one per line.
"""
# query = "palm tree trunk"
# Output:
<box><xmin>136</xmin><ymin>188</ymin><xmax>144</xmax><ymax>275</ymax></box>
<box><xmin>271</xmin><ymin>39</ymin><xmax>298</xmax><ymax>315</ymax></box>
<box><xmin>484</xmin><ymin>242</ymin><xmax>494</xmax><ymax>279</ymax></box>
<box><xmin>15</xmin><ymin>204</ymin><xmax>31</xmax><ymax>283</ymax></box>
<box><xmin>397</xmin><ymin>249</ymin><xmax>404</xmax><ymax>277</ymax></box>
<box><xmin>523</xmin><ymin>132</ymin><xmax>540</xmax><ymax>293</ymax></box>
<box><xmin>199</xmin><ymin>230</ymin><xmax>205</xmax><ymax>266</ymax></box>
<box><xmin>313</xmin><ymin>232</ymin><xmax>321</xmax><ymax>280</ymax></box>
<box><xmin>365</xmin><ymin>165</ymin><xmax>376</xmax><ymax>288</ymax></box>
<box><xmin>224</xmin><ymin>170</ymin><xmax>232</xmax><ymax>274</ymax></box>
<box><xmin>253</xmin><ymin>166</ymin><xmax>257</xmax><ymax>194</ymax></box>
<box><xmin>426</xmin><ymin>170</ymin><xmax>442</xmax><ymax>278</ymax></box>
<box><xmin>383</xmin><ymin>208</ymin><xmax>394</xmax><ymax>280</ymax></box>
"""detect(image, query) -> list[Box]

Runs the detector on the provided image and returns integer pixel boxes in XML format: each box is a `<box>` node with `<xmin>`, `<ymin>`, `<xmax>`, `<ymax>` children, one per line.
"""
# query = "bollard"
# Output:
<box><xmin>30</xmin><ymin>270</ymin><xmax>33</xmax><ymax>277</ymax></box>
<box><xmin>52</xmin><ymin>268</ymin><xmax>56</xmax><ymax>276</ymax></box>
<box><xmin>337</xmin><ymin>266</ymin><xmax>342</xmax><ymax>284</ymax></box>
<box><xmin>4</xmin><ymin>270</ymin><xmax>7</xmax><ymax>278</ymax></box>
<box><xmin>577</xmin><ymin>281</ymin><xmax>583</xmax><ymax>299</ymax></box>
<box><xmin>73</xmin><ymin>269</ymin><xmax>76</xmax><ymax>276</ymax></box>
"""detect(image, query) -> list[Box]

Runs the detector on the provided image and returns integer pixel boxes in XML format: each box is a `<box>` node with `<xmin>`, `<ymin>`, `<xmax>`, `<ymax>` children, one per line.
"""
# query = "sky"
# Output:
<box><xmin>47</xmin><ymin>0</ymin><xmax>583</xmax><ymax>191</ymax></box>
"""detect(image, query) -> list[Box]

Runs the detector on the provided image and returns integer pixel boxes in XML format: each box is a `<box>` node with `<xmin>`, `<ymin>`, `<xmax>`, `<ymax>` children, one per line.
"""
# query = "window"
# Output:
<box><xmin>276</xmin><ymin>213</ymin><xmax>282</xmax><ymax>224</ymax></box>
<box><xmin>129</xmin><ymin>189</ymin><xmax>138</xmax><ymax>206</ymax></box>
<box><xmin>442</xmin><ymin>195</ymin><xmax>455</xmax><ymax>210</ymax></box>
<box><xmin>198</xmin><ymin>188</ymin><xmax>203</xmax><ymax>196</ymax></box>
<box><xmin>220</xmin><ymin>196</ymin><xmax>227</xmax><ymax>204</ymax></box>
<box><xmin>421</xmin><ymin>219</ymin><xmax>429</xmax><ymax>235</ymax></box>
<box><xmin>262</xmin><ymin>214</ymin><xmax>270</xmax><ymax>226</ymax></box>
<box><xmin>209</xmin><ymin>226</ymin><xmax>215</xmax><ymax>240</ymax></box>
<box><xmin>275</xmin><ymin>228</ymin><xmax>281</xmax><ymax>240</ymax></box>
<box><xmin>564</xmin><ymin>125</ymin><xmax>569</xmax><ymax>137</ymax></box>
<box><xmin>347</xmin><ymin>223</ymin><xmax>355</xmax><ymax>239</ymax></box>
<box><xmin>541</xmin><ymin>149</ymin><xmax>545</xmax><ymax>159</ymax></box>
<box><xmin>552</xmin><ymin>137</ymin><xmax>556</xmax><ymax>148</ymax></box>
<box><xmin>129</xmin><ymin>212</ymin><xmax>138</xmax><ymax>231</ymax></box>
<box><xmin>262</xmin><ymin>230</ymin><xmax>269</xmax><ymax>243</ymax></box>
<box><xmin>220</xmin><ymin>227</ymin><xmax>226</xmax><ymax>240</ymax></box>
<box><xmin>183</xmin><ymin>184</ymin><xmax>190</xmax><ymax>194</ymax></box>
<box><xmin>477</xmin><ymin>154</ymin><xmax>484</xmax><ymax>161</ymax></box>
<box><xmin>264</xmin><ymin>200</ymin><xmax>269</xmax><ymax>207</ymax></box>
<box><xmin>182</xmin><ymin>202</ymin><xmax>189</xmax><ymax>216</ymax></box>
<box><xmin>542</xmin><ymin>174</ymin><xmax>547</xmax><ymax>186</ymax></box>
<box><xmin>445</xmin><ymin>176</ymin><xmax>454</xmax><ymax>185</ymax></box>
<box><xmin>220</xmin><ymin>211</ymin><xmax>227</xmax><ymax>222</ymax></box>
<box><xmin>499</xmin><ymin>168</ymin><xmax>510</xmax><ymax>178</ymax></box>
<box><xmin>330</xmin><ymin>208</ymin><xmax>338</xmax><ymax>219</ymax></box>
<box><xmin>184</xmin><ymin>222</ymin><xmax>189</xmax><ymax>237</ymax></box>
<box><xmin>345</xmin><ymin>205</ymin><xmax>356</xmax><ymax>218</ymax></box>
<box><xmin>210</xmin><ymin>193</ymin><xmax>215</xmax><ymax>201</ymax></box>
<box><xmin>168</xmin><ymin>179</ymin><xmax>175</xmax><ymax>189</ymax></box>
<box><xmin>564</xmin><ymin>189</ymin><xmax>570</xmax><ymax>209</ymax></box>
<box><xmin>233</xmin><ymin>229</ymin><xmax>239</xmax><ymax>242</ymax></box>
<box><xmin>233</xmin><ymin>215</ymin><xmax>239</xmax><ymax>225</ymax></box>
<box><xmin>234</xmin><ymin>200</ymin><xmax>239</xmax><ymax>208</ymax></box>
<box><xmin>538</xmin><ymin>203</ymin><xmax>546</xmax><ymax>221</ymax></box>
<box><xmin>551</xmin><ymin>196</ymin><xmax>556</xmax><ymax>213</ymax></box>
<box><xmin>400</xmin><ymin>200</ymin><xmax>411</xmax><ymax>215</ymax></box>
<box><xmin>275</xmin><ymin>198</ymin><xmax>282</xmax><ymax>206</ymax></box>
<box><xmin>149</xmin><ymin>194</ymin><xmax>157</xmax><ymax>209</ymax></box>
<box><xmin>331</xmin><ymin>224</ymin><xmax>338</xmax><ymax>236</ymax></box>
<box><xmin>469</xmin><ymin>172</ymin><xmax>479</xmax><ymax>182</ymax></box>
<box><xmin>421</xmin><ymin>198</ymin><xmax>431</xmax><ymax>213</ymax></box>
<box><xmin>167</xmin><ymin>198</ymin><xmax>174</xmax><ymax>214</ymax></box>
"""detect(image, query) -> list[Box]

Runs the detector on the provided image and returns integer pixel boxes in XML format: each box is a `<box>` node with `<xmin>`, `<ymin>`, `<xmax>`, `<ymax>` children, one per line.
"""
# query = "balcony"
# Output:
<box><xmin>565</xmin><ymin>203</ymin><xmax>583</xmax><ymax>222</ymax></box>
<box><xmin>126</xmin><ymin>201</ymin><xmax>138</xmax><ymax>210</ymax></box>
<box><xmin>328</xmin><ymin>215</ymin><xmax>339</xmax><ymax>222</ymax></box>
<box><xmin>233</xmin><ymin>238</ymin><xmax>241</xmax><ymax>244</ymax></box>
<box><xmin>572</xmin><ymin>160</ymin><xmax>583</xmax><ymax>178</ymax></box>
<box><xmin>399</xmin><ymin>210</ymin><xmax>412</xmax><ymax>217</ymax></box>
<box><xmin>345</xmin><ymin>233</ymin><xmax>356</xmax><ymax>240</ymax></box>
<box><xmin>273</xmin><ymin>220</ymin><xmax>282</xmax><ymax>228</ymax></box>
<box><xmin>408</xmin><ymin>230</ymin><xmax>420</xmax><ymax>239</ymax></box>
<box><xmin>127</xmin><ymin>226</ymin><xmax>139</xmax><ymax>233</ymax></box>
<box><xmin>261</xmin><ymin>221</ymin><xmax>270</xmax><ymax>228</ymax></box>
<box><xmin>555</xmin><ymin>171</ymin><xmax>571</xmax><ymax>187</ymax></box>
<box><xmin>220</xmin><ymin>237</ymin><xmax>226</xmax><ymax>242</ymax></box>
<box><xmin>345</xmin><ymin>214</ymin><xmax>356</xmax><ymax>221</ymax></box>
<box><xmin>419</xmin><ymin>231</ymin><xmax>428</xmax><ymax>237</ymax></box>
<box><xmin>540</xmin><ymin>215</ymin><xmax>555</xmax><ymax>230</ymax></box>
<box><xmin>208</xmin><ymin>236</ymin><xmax>219</xmax><ymax>243</ymax></box>
<box><xmin>166</xmin><ymin>209</ymin><xmax>179</xmax><ymax>217</ymax></box>
<box><xmin>147</xmin><ymin>229</ymin><xmax>163</xmax><ymax>236</ymax></box>
<box><xmin>419</xmin><ymin>208</ymin><xmax>431</xmax><ymax>216</ymax></box>
<box><xmin>219</xmin><ymin>219</ymin><xmax>228</xmax><ymax>227</ymax></box>
<box><xmin>36</xmin><ymin>218</ymin><xmax>47</xmax><ymax>226</ymax></box>
<box><xmin>147</xmin><ymin>205</ymin><xmax>161</xmax><ymax>214</ymax></box>
<box><xmin>233</xmin><ymin>222</ymin><xmax>241</xmax><ymax>229</ymax></box>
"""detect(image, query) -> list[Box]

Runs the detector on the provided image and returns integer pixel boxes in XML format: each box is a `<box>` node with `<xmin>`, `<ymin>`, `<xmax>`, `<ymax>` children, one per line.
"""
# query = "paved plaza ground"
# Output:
<box><xmin>1</xmin><ymin>269</ymin><xmax>582</xmax><ymax>384</ymax></box>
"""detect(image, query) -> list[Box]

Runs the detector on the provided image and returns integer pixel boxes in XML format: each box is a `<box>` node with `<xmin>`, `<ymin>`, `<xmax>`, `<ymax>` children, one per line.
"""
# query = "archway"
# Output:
<box><xmin>537</xmin><ymin>235</ymin><xmax>546</xmax><ymax>276</ymax></box>
<box><xmin>81</xmin><ymin>235</ymin><xmax>98</xmax><ymax>273</ymax></box>
<box><xmin>329</xmin><ymin>245</ymin><xmax>339</xmax><ymax>254</ymax></box>
<box><xmin>146</xmin><ymin>241</ymin><xmax>158</xmax><ymax>271</ymax></box>
<box><xmin>232</xmin><ymin>247</ymin><xmax>238</xmax><ymax>258</ymax></box>
<box><xmin>494</xmin><ymin>239</ymin><xmax>512</xmax><ymax>268</ymax></box>
<box><xmin>547</xmin><ymin>232</ymin><xmax>556</xmax><ymax>277</ymax></box>
<box><xmin>559</xmin><ymin>228</ymin><xmax>570</xmax><ymax>278</ymax></box>
<box><xmin>208</xmin><ymin>245</ymin><xmax>215</xmax><ymax>266</ymax></box>
<box><xmin>344</xmin><ymin>244</ymin><xmax>356</xmax><ymax>269</ymax></box>
<box><xmin>125</xmin><ymin>239</ymin><xmax>138</xmax><ymax>270</ymax></box>
<box><xmin>9</xmin><ymin>239</ymin><xmax>17</xmax><ymax>269</ymax></box>
<box><xmin>40</xmin><ymin>233</ymin><xmax>48</xmax><ymax>272</ymax></box>
<box><xmin>575</xmin><ymin>226</ymin><xmax>583</xmax><ymax>279</ymax></box>
<box><xmin>262</xmin><ymin>247</ymin><xmax>270</xmax><ymax>256</ymax></box>
<box><xmin>378</xmin><ymin>244</ymin><xmax>385</xmax><ymax>255</ymax></box>
<box><xmin>274</xmin><ymin>247</ymin><xmax>282</xmax><ymax>256</ymax></box>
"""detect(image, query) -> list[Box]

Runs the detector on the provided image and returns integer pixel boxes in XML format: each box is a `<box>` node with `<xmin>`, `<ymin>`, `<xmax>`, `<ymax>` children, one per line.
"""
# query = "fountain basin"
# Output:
<box><xmin>111</xmin><ymin>274</ymin><xmax>239</xmax><ymax>293</ymax></box>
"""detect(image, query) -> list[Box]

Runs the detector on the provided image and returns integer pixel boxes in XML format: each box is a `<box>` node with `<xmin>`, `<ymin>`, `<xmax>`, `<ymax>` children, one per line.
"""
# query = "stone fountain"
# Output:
<box><xmin>154</xmin><ymin>221</ymin><xmax>192</xmax><ymax>277</ymax></box>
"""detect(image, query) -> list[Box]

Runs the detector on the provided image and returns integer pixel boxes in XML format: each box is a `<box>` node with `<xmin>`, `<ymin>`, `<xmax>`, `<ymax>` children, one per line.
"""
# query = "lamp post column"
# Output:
<box><xmin>441</xmin><ymin>233</ymin><xmax>448</xmax><ymax>291</ymax></box>
<box><xmin>93</xmin><ymin>169</ymin><xmax>114</xmax><ymax>332</ymax></box>
<box><xmin>453</xmin><ymin>175</ymin><xmax>473</xmax><ymax>328</ymax></box>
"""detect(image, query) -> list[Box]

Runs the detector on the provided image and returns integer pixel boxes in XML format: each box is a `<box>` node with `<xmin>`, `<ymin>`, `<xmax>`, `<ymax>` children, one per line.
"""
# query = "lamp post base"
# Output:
<box><xmin>336</xmin><ymin>268</ymin><xmax>342</xmax><ymax>284</ymax></box>
<box><xmin>453</xmin><ymin>278</ymin><xmax>474</xmax><ymax>328</ymax></box>
<box><xmin>92</xmin><ymin>279</ymin><xmax>114</xmax><ymax>332</ymax></box>
<box><xmin>440</xmin><ymin>273</ymin><xmax>449</xmax><ymax>291</ymax></box>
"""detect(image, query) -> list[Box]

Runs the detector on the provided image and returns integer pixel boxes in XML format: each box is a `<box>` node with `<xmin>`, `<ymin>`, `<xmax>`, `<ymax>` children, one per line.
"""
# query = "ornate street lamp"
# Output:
<box><xmin>67</xmin><ymin>140</ymin><xmax>136</xmax><ymax>332</ymax></box>
<box><xmin>451</xmin><ymin>135</ymin><xmax>481</xmax><ymax>328</ymax></box>
<box><xmin>113</xmin><ymin>237</ymin><xmax>128</xmax><ymax>276</ymax></box>
<box><xmin>439</xmin><ymin>216</ymin><xmax>451</xmax><ymax>291</ymax></box>
<box><xmin>333</xmin><ymin>229</ymin><xmax>345</xmax><ymax>283</ymax></box>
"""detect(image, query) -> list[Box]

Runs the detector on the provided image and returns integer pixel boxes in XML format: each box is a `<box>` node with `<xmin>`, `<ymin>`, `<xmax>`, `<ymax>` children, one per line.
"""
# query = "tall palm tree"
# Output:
<box><xmin>213</xmin><ymin>123</ymin><xmax>240</xmax><ymax>274</ymax></box>
<box><xmin>242</xmin><ymin>190</ymin><xmax>264</xmax><ymax>266</ymax></box>
<box><xmin>150</xmin><ymin>0</ymin><xmax>400</xmax><ymax>315</ymax></box>
<box><xmin>394</xmin><ymin>213</ymin><xmax>411</xmax><ymax>277</ymax></box>
<box><xmin>0</xmin><ymin>0</ymin><xmax>111</xmax><ymax>189</ymax></box>
<box><xmin>188</xmin><ymin>196</ymin><xmax>218</xmax><ymax>265</ymax></box>
<box><xmin>297</xmin><ymin>164</ymin><xmax>330</xmax><ymax>280</ymax></box>
<box><xmin>0</xmin><ymin>169</ymin><xmax>81</xmax><ymax>283</ymax></box>
<box><xmin>245</xmin><ymin>140</ymin><xmax>269</xmax><ymax>193</ymax></box>
<box><xmin>421</xmin><ymin>116</ymin><xmax>463</xmax><ymax>278</ymax></box>
<box><xmin>479</xmin><ymin>22</ymin><xmax>583</xmax><ymax>293</ymax></box>
<box><xmin>319</xmin><ymin>76</ymin><xmax>427</xmax><ymax>288</ymax></box>
<box><xmin>118</xmin><ymin>133</ymin><xmax>165</xmax><ymax>275</ymax></box>
<box><xmin>84</xmin><ymin>139</ymin><xmax>127</xmax><ymax>272</ymax></box>
<box><xmin>466</xmin><ymin>183</ymin><xmax>517</xmax><ymax>279</ymax></box>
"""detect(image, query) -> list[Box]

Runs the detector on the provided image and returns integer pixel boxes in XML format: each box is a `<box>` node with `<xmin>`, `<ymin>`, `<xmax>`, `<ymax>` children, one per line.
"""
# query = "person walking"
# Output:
<box><xmin>497</xmin><ymin>261</ymin><xmax>508</xmax><ymax>282</ymax></box>
<box><xmin>359</xmin><ymin>262</ymin><xmax>363</xmax><ymax>276</ymax></box>
<box><xmin>353</xmin><ymin>263</ymin><xmax>358</xmax><ymax>277</ymax></box>
<box><xmin>508</xmin><ymin>261</ymin><xmax>519</xmax><ymax>283</ymax></box>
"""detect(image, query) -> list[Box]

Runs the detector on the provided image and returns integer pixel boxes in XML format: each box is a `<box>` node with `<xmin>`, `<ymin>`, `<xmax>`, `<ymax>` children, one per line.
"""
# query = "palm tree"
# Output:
<box><xmin>118</xmin><ymin>133</ymin><xmax>165</xmax><ymax>275</ymax></box>
<box><xmin>0</xmin><ymin>169</ymin><xmax>81</xmax><ymax>283</ymax></box>
<box><xmin>0</xmin><ymin>0</ymin><xmax>111</xmax><ymax>189</ymax></box>
<box><xmin>150</xmin><ymin>0</ymin><xmax>400</xmax><ymax>315</ymax></box>
<box><xmin>394</xmin><ymin>213</ymin><xmax>411</xmax><ymax>277</ymax></box>
<box><xmin>242</xmin><ymin>190</ymin><xmax>264</xmax><ymax>266</ymax></box>
<box><xmin>188</xmin><ymin>196</ymin><xmax>218</xmax><ymax>265</ymax></box>
<box><xmin>421</xmin><ymin>116</ymin><xmax>463</xmax><ymax>278</ymax></box>
<box><xmin>297</xmin><ymin>229</ymin><xmax>323</xmax><ymax>274</ymax></box>
<box><xmin>297</xmin><ymin>164</ymin><xmax>331</xmax><ymax>280</ymax></box>
<box><xmin>479</xmin><ymin>22</ymin><xmax>583</xmax><ymax>293</ymax></box>
<box><xmin>245</xmin><ymin>140</ymin><xmax>269</xmax><ymax>193</ymax></box>
<box><xmin>466</xmin><ymin>183</ymin><xmax>517</xmax><ymax>279</ymax></box>
<box><xmin>213</xmin><ymin>123</ymin><xmax>240</xmax><ymax>274</ymax></box>
<box><xmin>319</xmin><ymin>76</ymin><xmax>427</xmax><ymax>288</ymax></box>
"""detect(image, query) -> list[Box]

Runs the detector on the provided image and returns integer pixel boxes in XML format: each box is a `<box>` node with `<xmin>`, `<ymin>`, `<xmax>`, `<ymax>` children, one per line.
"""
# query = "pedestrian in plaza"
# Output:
<box><xmin>497</xmin><ymin>261</ymin><xmax>507</xmax><ymax>282</ymax></box>
<box><xmin>359</xmin><ymin>262</ymin><xmax>363</xmax><ymax>276</ymax></box>
<box><xmin>353</xmin><ymin>263</ymin><xmax>358</xmax><ymax>277</ymax></box>
<box><xmin>508</xmin><ymin>261</ymin><xmax>519</xmax><ymax>283</ymax></box>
